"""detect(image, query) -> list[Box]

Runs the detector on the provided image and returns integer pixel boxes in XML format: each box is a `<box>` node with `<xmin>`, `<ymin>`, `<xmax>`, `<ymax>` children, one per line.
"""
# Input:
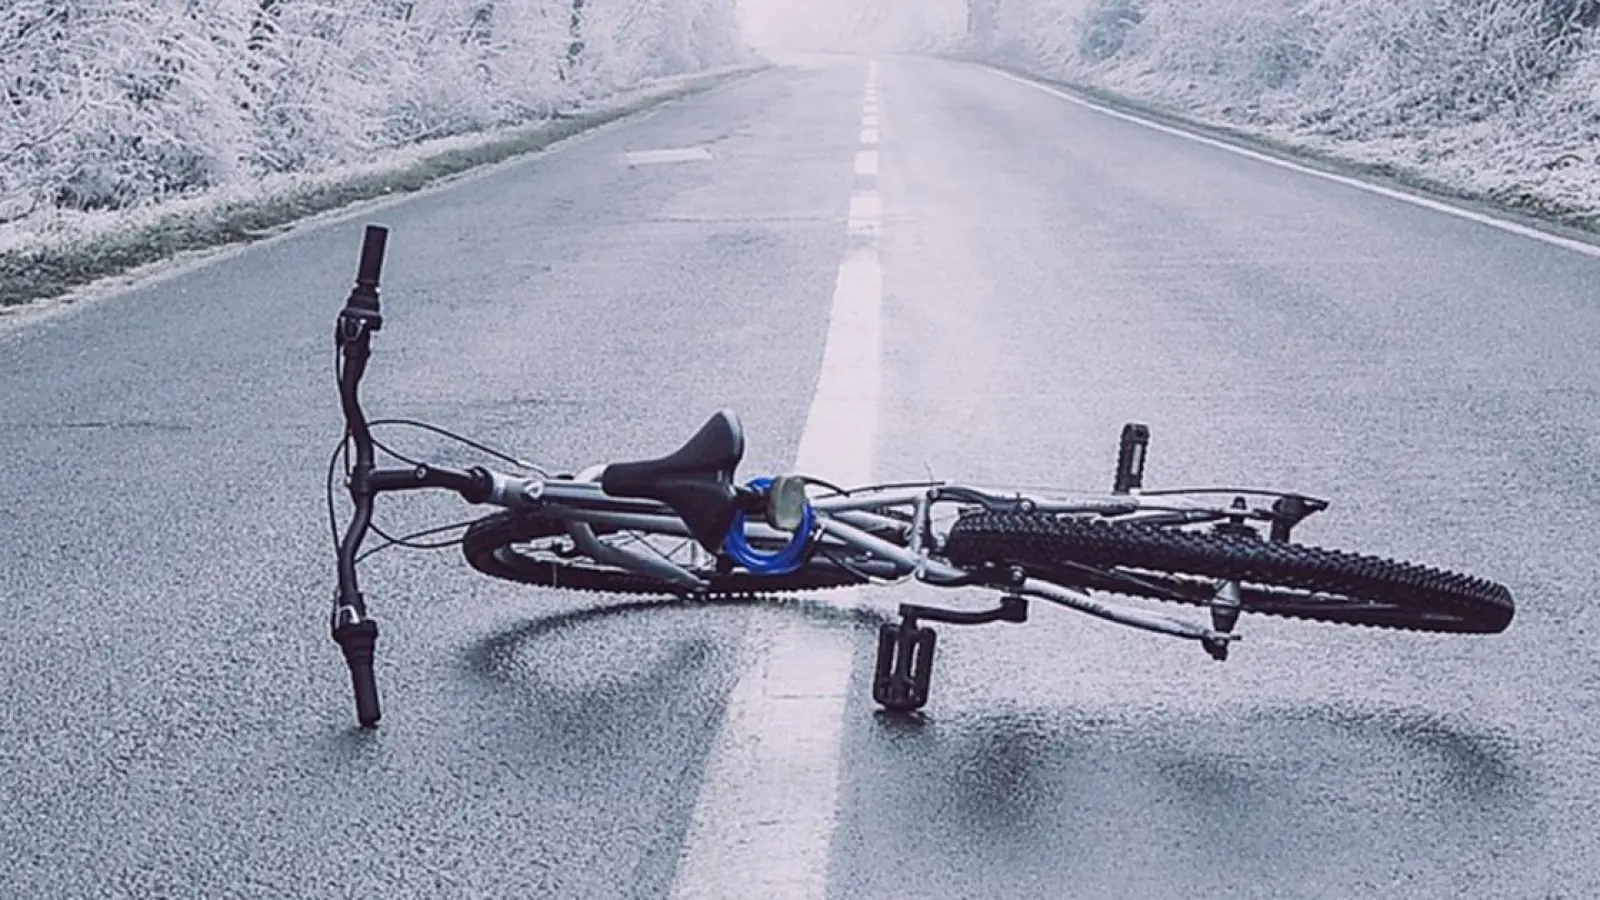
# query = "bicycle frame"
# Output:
<box><xmin>452</xmin><ymin>472</ymin><xmax>1276</xmax><ymax>645</ymax></box>
<box><xmin>326</xmin><ymin>223</ymin><xmax>1324</xmax><ymax>726</ymax></box>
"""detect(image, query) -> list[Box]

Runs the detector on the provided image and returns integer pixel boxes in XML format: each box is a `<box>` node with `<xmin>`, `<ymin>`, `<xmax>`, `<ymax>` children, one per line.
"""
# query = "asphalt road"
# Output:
<box><xmin>2</xmin><ymin>53</ymin><xmax>1597</xmax><ymax>898</ymax></box>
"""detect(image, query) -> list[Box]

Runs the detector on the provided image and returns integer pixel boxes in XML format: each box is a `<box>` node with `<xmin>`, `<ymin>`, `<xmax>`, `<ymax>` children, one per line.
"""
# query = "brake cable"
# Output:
<box><xmin>326</xmin><ymin>417</ymin><xmax>538</xmax><ymax>562</ymax></box>
<box><xmin>355</xmin><ymin>518</ymin><xmax>485</xmax><ymax>562</ymax></box>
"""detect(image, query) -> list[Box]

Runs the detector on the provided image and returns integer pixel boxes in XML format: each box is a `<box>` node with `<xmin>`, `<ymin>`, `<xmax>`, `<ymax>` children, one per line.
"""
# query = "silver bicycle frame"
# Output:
<box><xmin>480</xmin><ymin>472</ymin><xmax>1249</xmax><ymax>648</ymax></box>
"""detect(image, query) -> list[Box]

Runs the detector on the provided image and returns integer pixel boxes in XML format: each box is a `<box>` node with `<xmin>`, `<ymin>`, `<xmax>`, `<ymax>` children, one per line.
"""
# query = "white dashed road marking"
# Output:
<box><xmin>849</xmin><ymin>192</ymin><xmax>882</xmax><ymax>222</ymax></box>
<box><xmin>624</xmin><ymin>146</ymin><xmax>714</xmax><ymax>166</ymax></box>
<box><xmin>669</xmin><ymin>61</ymin><xmax>885</xmax><ymax>900</ymax></box>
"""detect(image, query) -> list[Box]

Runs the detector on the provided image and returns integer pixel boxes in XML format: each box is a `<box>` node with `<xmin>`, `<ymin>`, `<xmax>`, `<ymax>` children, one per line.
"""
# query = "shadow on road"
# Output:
<box><xmin>837</xmin><ymin>698</ymin><xmax>1539</xmax><ymax>898</ymax></box>
<box><xmin>451</xmin><ymin>591</ymin><xmax>888</xmax><ymax>748</ymax></box>
<box><xmin>469</xmin><ymin>591</ymin><xmax>891</xmax><ymax>652</ymax></box>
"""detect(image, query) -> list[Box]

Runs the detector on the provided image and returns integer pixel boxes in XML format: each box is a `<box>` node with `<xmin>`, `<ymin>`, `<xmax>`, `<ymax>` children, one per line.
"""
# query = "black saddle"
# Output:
<box><xmin>600</xmin><ymin>409</ymin><xmax>745</xmax><ymax>553</ymax></box>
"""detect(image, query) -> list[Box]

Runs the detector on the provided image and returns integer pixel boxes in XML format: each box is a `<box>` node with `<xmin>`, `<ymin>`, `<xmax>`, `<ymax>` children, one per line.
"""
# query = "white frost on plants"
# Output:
<box><xmin>965</xmin><ymin>0</ymin><xmax>1600</xmax><ymax>225</ymax></box>
<box><xmin>0</xmin><ymin>0</ymin><xmax>747</xmax><ymax>236</ymax></box>
<box><xmin>8</xmin><ymin>0</ymin><xmax>1597</xmax><ymax>271</ymax></box>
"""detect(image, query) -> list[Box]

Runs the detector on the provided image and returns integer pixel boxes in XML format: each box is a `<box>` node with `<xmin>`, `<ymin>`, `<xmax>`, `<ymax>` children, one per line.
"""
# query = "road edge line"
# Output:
<box><xmin>975</xmin><ymin>62</ymin><xmax>1600</xmax><ymax>260</ymax></box>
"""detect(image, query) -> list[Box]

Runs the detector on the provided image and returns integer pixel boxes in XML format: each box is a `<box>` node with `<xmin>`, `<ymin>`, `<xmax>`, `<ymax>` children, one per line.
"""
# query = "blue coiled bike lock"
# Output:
<box><xmin>724</xmin><ymin>477</ymin><xmax>815</xmax><ymax>575</ymax></box>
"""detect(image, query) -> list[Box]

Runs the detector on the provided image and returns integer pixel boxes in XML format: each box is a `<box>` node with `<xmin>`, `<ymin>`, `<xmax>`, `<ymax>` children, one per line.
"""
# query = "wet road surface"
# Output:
<box><xmin>831</xmin><ymin>56</ymin><xmax>1598</xmax><ymax>900</ymax></box>
<box><xmin>2</xmin><ymin>53</ymin><xmax>1597</xmax><ymax>898</ymax></box>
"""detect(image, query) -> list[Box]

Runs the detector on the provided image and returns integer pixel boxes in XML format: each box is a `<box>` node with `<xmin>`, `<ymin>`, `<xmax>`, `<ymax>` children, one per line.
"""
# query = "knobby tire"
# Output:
<box><xmin>942</xmin><ymin>512</ymin><xmax>1513</xmax><ymax>633</ymax></box>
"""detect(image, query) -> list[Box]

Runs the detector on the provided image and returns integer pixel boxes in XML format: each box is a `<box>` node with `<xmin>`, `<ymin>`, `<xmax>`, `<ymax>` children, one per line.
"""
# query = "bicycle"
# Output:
<box><xmin>327</xmin><ymin>224</ymin><xmax>1515</xmax><ymax>728</ymax></box>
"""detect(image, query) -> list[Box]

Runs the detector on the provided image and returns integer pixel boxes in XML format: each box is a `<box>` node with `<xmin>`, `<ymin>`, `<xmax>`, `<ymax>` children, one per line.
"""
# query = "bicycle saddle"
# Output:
<box><xmin>601</xmin><ymin>409</ymin><xmax>745</xmax><ymax>553</ymax></box>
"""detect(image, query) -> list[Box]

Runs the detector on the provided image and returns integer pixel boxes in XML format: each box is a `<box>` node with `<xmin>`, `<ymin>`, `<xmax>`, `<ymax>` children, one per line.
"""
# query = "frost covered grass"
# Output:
<box><xmin>0</xmin><ymin>0</ymin><xmax>748</xmax><ymax>307</ymax></box>
<box><xmin>0</xmin><ymin>66</ymin><xmax>757</xmax><ymax>308</ymax></box>
<box><xmin>960</xmin><ymin>0</ymin><xmax>1600</xmax><ymax>235</ymax></box>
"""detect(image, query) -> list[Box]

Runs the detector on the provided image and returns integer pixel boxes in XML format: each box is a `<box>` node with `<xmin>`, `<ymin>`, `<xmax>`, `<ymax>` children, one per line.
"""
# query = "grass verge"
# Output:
<box><xmin>0</xmin><ymin>65</ymin><xmax>766</xmax><ymax>309</ymax></box>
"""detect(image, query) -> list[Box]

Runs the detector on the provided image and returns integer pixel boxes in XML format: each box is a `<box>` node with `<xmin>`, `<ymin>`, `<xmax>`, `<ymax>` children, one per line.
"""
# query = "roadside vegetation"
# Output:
<box><xmin>961</xmin><ymin>0</ymin><xmax>1600</xmax><ymax>234</ymax></box>
<box><xmin>0</xmin><ymin>0</ymin><xmax>747</xmax><ymax>307</ymax></box>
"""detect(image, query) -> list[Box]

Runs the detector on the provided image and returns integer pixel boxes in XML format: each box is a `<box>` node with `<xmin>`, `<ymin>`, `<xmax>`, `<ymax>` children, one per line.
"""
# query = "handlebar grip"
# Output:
<box><xmin>356</xmin><ymin>225</ymin><xmax>388</xmax><ymax>290</ymax></box>
<box><xmin>334</xmin><ymin>618</ymin><xmax>382</xmax><ymax>727</ymax></box>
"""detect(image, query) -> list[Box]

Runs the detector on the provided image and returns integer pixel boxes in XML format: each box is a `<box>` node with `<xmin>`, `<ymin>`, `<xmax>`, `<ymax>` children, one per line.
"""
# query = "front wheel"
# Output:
<box><xmin>942</xmin><ymin>513</ymin><xmax>1514</xmax><ymax>634</ymax></box>
<box><xmin>460</xmin><ymin>510</ymin><xmax>868</xmax><ymax>597</ymax></box>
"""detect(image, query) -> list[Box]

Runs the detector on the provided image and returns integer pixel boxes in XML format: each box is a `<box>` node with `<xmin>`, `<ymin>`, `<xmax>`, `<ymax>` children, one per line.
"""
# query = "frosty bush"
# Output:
<box><xmin>1076</xmin><ymin>0</ymin><xmax>1141</xmax><ymax>63</ymax></box>
<box><xmin>0</xmin><ymin>0</ymin><xmax>742</xmax><ymax>224</ymax></box>
<box><xmin>974</xmin><ymin>0</ymin><xmax>1600</xmax><ymax>131</ymax></box>
<box><xmin>966</xmin><ymin>0</ymin><xmax>1600</xmax><ymax>222</ymax></box>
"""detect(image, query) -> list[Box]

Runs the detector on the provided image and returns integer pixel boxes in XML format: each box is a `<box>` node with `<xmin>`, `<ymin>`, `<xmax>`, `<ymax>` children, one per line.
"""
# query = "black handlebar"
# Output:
<box><xmin>328</xmin><ymin>223</ymin><xmax>521</xmax><ymax>726</ymax></box>
<box><xmin>354</xmin><ymin>225</ymin><xmax>387</xmax><ymax>299</ymax></box>
<box><xmin>334</xmin><ymin>613</ymin><xmax>381</xmax><ymax>726</ymax></box>
<box><xmin>329</xmin><ymin>225</ymin><xmax>501</xmax><ymax>728</ymax></box>
<box><xmin>331</xmin><ymin>225</ymin><xmax>391</xmax><ymax>728</ymax></box>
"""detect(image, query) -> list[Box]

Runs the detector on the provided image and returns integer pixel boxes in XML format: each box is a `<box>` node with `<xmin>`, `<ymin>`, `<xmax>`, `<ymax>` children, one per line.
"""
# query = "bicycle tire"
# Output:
<box><xmin>461</xmin><ymin>510</ymin><xmax>867</xmax><ymax>597</ymax></box>
<box><xmin>942</xmin><ymin>512</ymin><xmax>1514</xmax><ymax>634</ymax></box>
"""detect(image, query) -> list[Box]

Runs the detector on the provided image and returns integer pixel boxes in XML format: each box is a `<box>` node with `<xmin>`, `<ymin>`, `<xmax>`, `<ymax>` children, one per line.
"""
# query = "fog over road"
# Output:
<box><xmin>2</xmin><ymin>54</ymin><xmax>1597</xmax><ymax>898</ymax></box>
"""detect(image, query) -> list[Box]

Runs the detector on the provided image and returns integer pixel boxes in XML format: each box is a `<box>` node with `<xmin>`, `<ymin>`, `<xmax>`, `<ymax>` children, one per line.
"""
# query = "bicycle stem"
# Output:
<box><xmin>334</xmin><ymin>325</ymin><xmax>494</xmax><ymax>605</ymax></box>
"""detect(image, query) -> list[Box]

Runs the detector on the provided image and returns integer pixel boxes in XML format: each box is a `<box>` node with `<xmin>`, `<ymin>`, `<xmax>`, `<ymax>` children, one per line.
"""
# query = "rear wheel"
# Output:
<box><xmin>461</xmin><ymin>510</ymin><xmax>868</xmax><ymax>597</ymax></box>
<box><xmin>942</xmin><ymin>512</ymin><xmax>1514</xmax><ymax>634</ymax></box>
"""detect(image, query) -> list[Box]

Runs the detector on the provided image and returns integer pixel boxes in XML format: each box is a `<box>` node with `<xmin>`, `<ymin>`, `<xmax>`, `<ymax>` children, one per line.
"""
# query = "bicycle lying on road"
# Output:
<box><xmin>327</xmin><ymin>224</ymin><xmax>1515</xmax><ymax>728</ymax></box>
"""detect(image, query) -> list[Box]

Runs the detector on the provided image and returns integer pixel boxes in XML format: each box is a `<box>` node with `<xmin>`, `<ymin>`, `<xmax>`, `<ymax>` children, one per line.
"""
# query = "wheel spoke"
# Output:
<box><xmin>607</xmin><ymin>531</ymin><xmax>700</xmax><ymax>566</ymax></box>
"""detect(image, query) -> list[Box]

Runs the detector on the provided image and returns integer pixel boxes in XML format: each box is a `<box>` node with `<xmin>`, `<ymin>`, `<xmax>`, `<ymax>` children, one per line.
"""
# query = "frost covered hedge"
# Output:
<box><xmin>966</xmin><ymin>0</ymin><xmax>1600</xmax><ymax>224</ymax></box>
<box><xmin>0</xmin><ymin>0</ymin><xmax>743</xmax><ymax>224</ymax></box>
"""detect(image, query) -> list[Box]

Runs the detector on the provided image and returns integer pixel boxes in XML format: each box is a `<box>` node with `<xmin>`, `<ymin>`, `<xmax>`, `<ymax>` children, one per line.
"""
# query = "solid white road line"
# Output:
<box><xmin>668</xmin><ymin>64</ymin><xmax>885</xmax><ymax>900</ymax></box>
<box><xmin>982</xmin><ymin>65</ymin><xmax>1600</xmax><ymax>259</ymax></box>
